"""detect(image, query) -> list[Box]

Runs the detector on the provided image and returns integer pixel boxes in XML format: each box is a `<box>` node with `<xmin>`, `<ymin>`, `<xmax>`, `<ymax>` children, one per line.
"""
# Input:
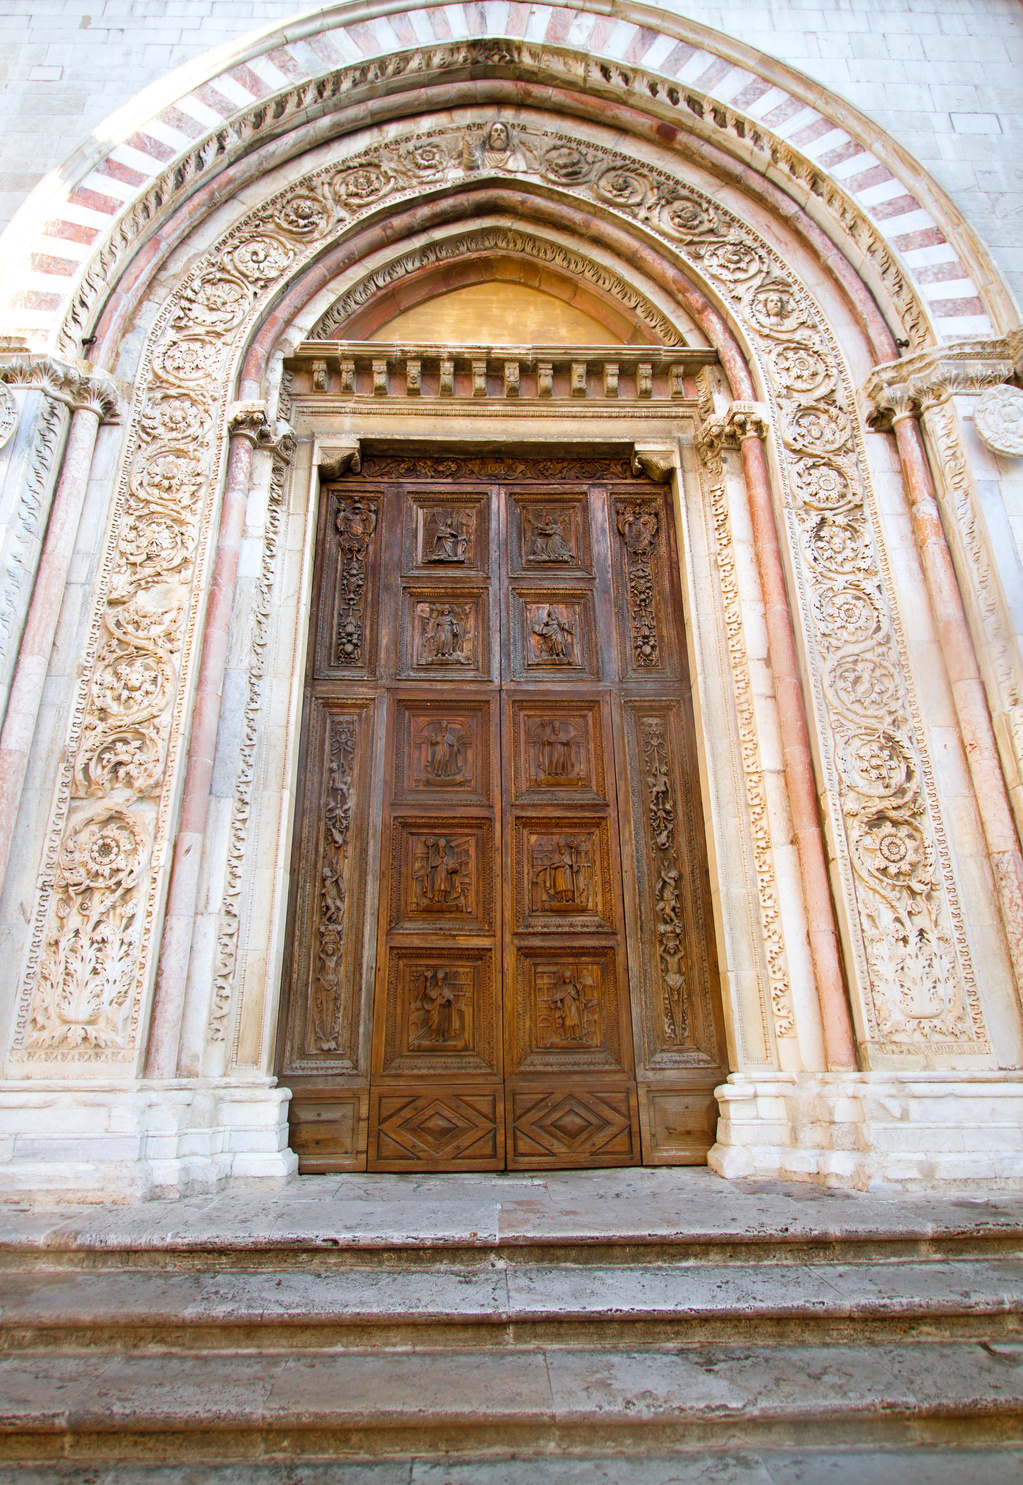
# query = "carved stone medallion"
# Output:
<box><xmin>974</xmin><ymin>385</ymin><xmax>1023</xmax><ymax>458</ymax></box>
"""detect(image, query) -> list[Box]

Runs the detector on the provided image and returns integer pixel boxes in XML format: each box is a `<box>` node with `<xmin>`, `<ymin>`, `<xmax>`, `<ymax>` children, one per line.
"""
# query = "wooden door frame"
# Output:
<box><xmin>251</xmin><ymin>345</ymin><xmax>804</xmax><ymax>1169</ymax></box>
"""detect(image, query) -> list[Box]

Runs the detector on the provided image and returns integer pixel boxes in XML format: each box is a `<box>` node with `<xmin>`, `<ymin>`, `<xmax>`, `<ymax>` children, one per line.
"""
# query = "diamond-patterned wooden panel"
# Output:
<box><xmin>509</xmin><ymin>1087</ymin><xmax>637</xmax><ymax>1167</ymax></box>
<box><xmin>371</xmin><ymin>1089</ymin><xmax>502</xmax><ymax>1170</ymax></box>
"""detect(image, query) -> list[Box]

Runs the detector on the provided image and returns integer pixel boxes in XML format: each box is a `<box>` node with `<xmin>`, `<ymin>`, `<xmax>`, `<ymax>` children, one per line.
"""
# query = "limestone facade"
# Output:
<box><xmin>0</xmin><ymin>0</ymin><xmax>1021</xmax><ymax>1198</ymax></box>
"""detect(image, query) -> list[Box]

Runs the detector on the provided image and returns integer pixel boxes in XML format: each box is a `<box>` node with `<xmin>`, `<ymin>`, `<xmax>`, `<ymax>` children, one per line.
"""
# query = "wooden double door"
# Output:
<box><xmin>279</xmin><ymin>453</ymin><xmax>726</xmax><ymax>1172</ymax></box>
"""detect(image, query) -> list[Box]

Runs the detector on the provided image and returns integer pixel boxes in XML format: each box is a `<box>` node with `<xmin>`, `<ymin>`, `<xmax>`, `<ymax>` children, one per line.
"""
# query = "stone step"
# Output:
<box><xmin>0</xmin><ymin>1257</ymin><xmax>1021</xmax><ymax>1349</ymax></box>
<box><xmin>0</xmin><ymin>1340</ymin><xmax>1021</xmax><ymax>1460</ymax></box>
<box><xmin>3</xmin><ymin>1454</ymin><xmax>1023</xmax><ymax>1485</ymax></box>
<box><xmin>3</xmin><ymin>1169</ymin><xmax>1023</xmax><ymax>1270</ymax></box>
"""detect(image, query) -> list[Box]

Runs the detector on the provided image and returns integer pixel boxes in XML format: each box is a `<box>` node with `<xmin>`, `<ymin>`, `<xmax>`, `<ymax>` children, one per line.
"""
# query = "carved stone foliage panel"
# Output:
<box><xmin>278</xmin><ymin>698</ymin><xmax>373</xmax><ymax>1074</ymax></box>
<box><xmin>13</xmin><ymin>107</ymin><xmax>977</xmax><ymax>1070</ymax></box>
<box><xmin>693</xmin><ymin>428</ymin><xmax>793</xmax><ymax>1046</ymax></box>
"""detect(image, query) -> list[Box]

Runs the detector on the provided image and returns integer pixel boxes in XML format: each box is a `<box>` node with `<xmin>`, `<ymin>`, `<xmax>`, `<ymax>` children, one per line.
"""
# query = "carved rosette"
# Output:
<box><xmin>16</xmin><ymin>116</ymin><xmax>982</xmax><ymax>1061</ymax></box>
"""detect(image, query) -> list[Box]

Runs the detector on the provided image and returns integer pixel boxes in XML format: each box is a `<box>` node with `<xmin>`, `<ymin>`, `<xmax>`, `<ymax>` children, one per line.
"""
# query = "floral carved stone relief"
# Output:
<box><xmin>13</xmin><ymin>118</ymin><xmax>984</xmax><ymax>1062</ymax></box>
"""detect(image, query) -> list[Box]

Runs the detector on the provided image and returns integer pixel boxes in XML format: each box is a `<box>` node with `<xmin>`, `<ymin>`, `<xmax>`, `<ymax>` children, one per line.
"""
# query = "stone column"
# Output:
<box><xmin>147</xmin><ymin>402</ymin><xmax>290</xmax><ymax>1080</ymax></box>
<box><xmin>0</xmin><ymin>400</ymin><xmax>103</xmax><ymax>897</ymax></box>
<box><xmin>864</xmin><ymin>368</ymin><xmax>1023</xmax><ymax>1003</ymax></box>
<box><xmin>699</xmin><ymin>402</ymin><xmax>857</xmax><ymax>1072</ymax></box>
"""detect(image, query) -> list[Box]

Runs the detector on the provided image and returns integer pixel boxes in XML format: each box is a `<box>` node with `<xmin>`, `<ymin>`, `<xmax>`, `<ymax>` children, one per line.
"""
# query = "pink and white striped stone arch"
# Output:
<box><xmin>0</xmin><ymin>0</ymin><xmax>1010</xmax><ymax>353</ymax></box>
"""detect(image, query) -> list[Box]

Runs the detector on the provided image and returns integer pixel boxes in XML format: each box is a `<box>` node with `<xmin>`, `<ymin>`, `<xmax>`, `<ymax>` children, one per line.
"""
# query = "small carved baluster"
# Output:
<box><xmin>472</xmin><ymin>360</ymin><xmax>487</xmax><ymax>398</ymax></box>
<box><xmin>571</xmin><ymin>362</ymin><xmax>587</xmax><ymax>398</ymax></box>
<box><xmin>616</xmin><ymin>502</ymin><xmax>660</xmax><ymax>667</ymax></box>
<box><xmin>537</xmin><ymin>362</ymin><xmax>554</xmax><ymax>398</ymax></box>
<box><xmin>372</xmin><ymin>359</ymin><xmax>389</xmax><ymax>396</ymax></box>
<box><xmin>334</xmin><ymin>497</ymin><xmax>379</xmax><ymax>666</ymax></box>
<box><xmin>504</xmin><ymin>360</ymin><xmax>520</xmax><ymax>398</ymax></box>
<box><xmin>641</xmin><ymin>717</ymin><xmax>689</xmax><ymax>1046</ymax></box>
<box><xmin>339</xmin><ymin>359</ymin><xmax>355</xmax><ymax>396</ymax></box>
<box><xmin>637</xmin><ymin>362</ymin><xmax>653</xmax><ymax>399</ymax></box>
<box><xmin>312</xmin><ymin>359</ymin><xmax>327</xmax><ymax>392</ymax></box>
<box><xmin>310</xmin><ymin>716</ymin><xmax>357</xmax><ymax>1052</ymax></box>
<box><xmin>603</xmin><ymin>362</ymin><xmax>619</xmax><ymax>399</ymax></box>
<box><xmin>406</xmin><ymin>360</ymin><xmax>422</xmax><ymax>397</ymax></box>
<box><xmin>439</xmin><ymin>358</ymin><xmax>455</xmax><ymax>397</ymax></box>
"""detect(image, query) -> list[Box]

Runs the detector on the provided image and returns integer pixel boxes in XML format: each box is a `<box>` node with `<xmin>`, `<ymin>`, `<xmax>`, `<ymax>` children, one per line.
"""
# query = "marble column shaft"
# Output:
<box><xmin>0</xmin><ymin>404</ymin><xmax>98</xmax><ymax>899</ymax></box>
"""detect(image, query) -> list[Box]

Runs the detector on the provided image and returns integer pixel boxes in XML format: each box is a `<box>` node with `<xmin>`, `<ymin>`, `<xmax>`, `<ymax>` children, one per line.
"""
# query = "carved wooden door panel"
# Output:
<box><xmin>279</xmin><ymin>455</ymin><xmax>726</xmax><ymax>1173</ymax></box>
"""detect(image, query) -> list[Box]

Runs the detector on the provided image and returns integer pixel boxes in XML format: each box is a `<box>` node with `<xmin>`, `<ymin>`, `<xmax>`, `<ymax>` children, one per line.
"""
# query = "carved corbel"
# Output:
<box><xmin>631</xmin><ymin>443</ymin><xmax>677</xmax><ymax>483</ymax></box>
<box><xmin>228</xmin><ymin>401</ymin><xmax>296</xmax><ymax>459</ymax></box>
<box><xmin>696</xmin><ymin>401</ymin><xmax>769</xmax><ymax>457</ymax></box>
<box><xmin>316</xmin><ymin>439</ymin><xmax>362</xmax><ymax>480</ymax></box>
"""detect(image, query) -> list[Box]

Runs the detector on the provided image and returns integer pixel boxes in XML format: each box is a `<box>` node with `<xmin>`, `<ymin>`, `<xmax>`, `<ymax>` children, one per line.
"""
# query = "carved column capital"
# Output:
<box><xmin>316</xmin><ymin>438</ymin><xmax>362</xmax><ymax>479</ymax></box>
<box><xmin>862</xmin><ymin>337</ymin><xmax>1020</xmax><ymax>431</ymax></box>
<box><xmin>631</xmin><ymin>442</ymin><xmax>677</xmax><ymax>483</ymax></box>
<box><xmin>0</xmin><ymin>349</ymin><xmax>126</xmax><ymax>422</ymax></box>
<box><xmin>227</xmin><ymin>401</ymin><xmax>295</xmax><ymax>458</ymax></box>
<box><xmin>696</xmin><ymin>401</ymin><xmax>769</xmax><ymax>457</ymax></box>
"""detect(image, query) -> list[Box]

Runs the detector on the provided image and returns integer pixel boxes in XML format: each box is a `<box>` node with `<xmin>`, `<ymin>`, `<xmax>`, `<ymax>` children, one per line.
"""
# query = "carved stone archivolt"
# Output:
<box><xmin>47</xmin><ymin>40</ymin><xmax>937</xmax><ymax>364</ymax></box>
<box><xmin>14</xmin><ymin>114</ymin><xmax>983</xmax><ymax>1062</ymax></box>
<box><xmin>310</xmin><ymin>224</ymin><xmax>685</xmax><ymax>346</ymax></box>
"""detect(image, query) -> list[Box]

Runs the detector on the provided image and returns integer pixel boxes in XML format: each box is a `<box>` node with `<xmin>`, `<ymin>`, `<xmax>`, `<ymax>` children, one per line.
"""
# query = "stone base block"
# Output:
<box><xmin>709</xmin><ymin>1071</ymin><xmax>1023</xmax><ymax>1191</ymax></box>
<box><xmin>0</xmin><ymin>1080</ymin><xmax>298</xmax><ymax>1202</ymax></box>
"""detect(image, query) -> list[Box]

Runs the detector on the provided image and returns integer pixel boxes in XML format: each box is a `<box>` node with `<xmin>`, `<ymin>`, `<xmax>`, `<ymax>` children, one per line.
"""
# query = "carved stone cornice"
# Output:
<box><xmin>631</xmin><ymin>443</ymin><xmax>677</xmax><ymax>483</ymax></box>
<box><xmin>696</xmin><ymin>401</ymin><xmax>770</xmax><ymax>457</ymax></box>
<box><xmin>0</xmin><ymin>350</ymin><xmax>125</xmax><ymax>422</ymax></box>
<box><xmin>227</xmin><ymin>401</ymin><xmax>296</xmax><ymax>459</ymax></box>
<box><xmin>862</xmin><ymin>335</ymin><xmax>1023</xmax><ymax>431</ymax></box>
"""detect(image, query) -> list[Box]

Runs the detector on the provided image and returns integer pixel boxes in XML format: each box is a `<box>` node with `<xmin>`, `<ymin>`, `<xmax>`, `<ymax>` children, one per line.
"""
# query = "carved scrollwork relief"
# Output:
<box><xmin>15</xmin><ymin>115</ymin><xmax>982</xmax><ymax>1062</ymax></box>
<box><xmin>616</xmin><ymin>502</ymin><xmax>661</xmax><ymax>667</ymax></box>
<box><xmin>309</xmin><ymin>716</ymin><xmax>357</xmax><ymax>1054</ymax></box>
<box><xmin>640</xmin><ymin>718</ymin><xmax>690</xmax><ymax>1047</ymax></box>
<box><xmin>695</xmin><ymin>421</ymin><xmax>795</xmax><ymax>1042</ymax></box>
<box><xmin>333</xmin><ymin>497</ymin><xmax>378</xmax><ymax>666</ymax></box>
<box><xmin>209</xmin><ymin>451</ymin><xmax>288</xmax><ymax>1044</ymax></box>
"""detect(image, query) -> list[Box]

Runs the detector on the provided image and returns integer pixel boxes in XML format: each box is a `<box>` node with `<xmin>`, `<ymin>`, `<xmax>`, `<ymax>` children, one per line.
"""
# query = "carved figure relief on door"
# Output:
<box><xmin>279</xmin><ymin>458</ymin><xmax>725</xmax><ymax>1172</ymax></box>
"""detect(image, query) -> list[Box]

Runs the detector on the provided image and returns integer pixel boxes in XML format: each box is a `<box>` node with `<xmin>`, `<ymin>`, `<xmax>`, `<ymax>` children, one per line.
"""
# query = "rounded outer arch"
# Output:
<box><xmin>0</xmin><ymin>0</ymin><xmax>1011</xmax><ymax>358</ymax></box>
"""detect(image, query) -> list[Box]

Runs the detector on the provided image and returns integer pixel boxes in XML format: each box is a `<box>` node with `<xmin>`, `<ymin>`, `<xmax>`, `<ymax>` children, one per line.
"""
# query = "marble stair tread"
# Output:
<box><xmin>0</xmin><ymin>1259</ymin><xmax>1021</xmax><ymax>1337</ymax></box>
<box><xmin>2</xmin><ymin>1171</ymin><xmax>1023</xmax><ymax>1258</ymax></box>
<box><xmin>0</xmin><ymin>1342</ymin><xmax>1021</xmax><ymax>1450</ymax></box>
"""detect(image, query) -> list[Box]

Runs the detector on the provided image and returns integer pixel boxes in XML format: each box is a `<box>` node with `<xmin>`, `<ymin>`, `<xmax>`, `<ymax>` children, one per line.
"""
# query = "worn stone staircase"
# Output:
<box><xmin>0</xmin><ymin>1168</ymin><xmax>1022</xmax><ymax>1479</ymax></box>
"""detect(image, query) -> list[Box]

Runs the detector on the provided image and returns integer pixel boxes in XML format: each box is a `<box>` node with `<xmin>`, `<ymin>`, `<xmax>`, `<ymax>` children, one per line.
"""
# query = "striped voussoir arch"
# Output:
<box><xmin>7</xmin><ymin>1</ymin><xmax>993</xmax><ymax>349</ymax></box>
